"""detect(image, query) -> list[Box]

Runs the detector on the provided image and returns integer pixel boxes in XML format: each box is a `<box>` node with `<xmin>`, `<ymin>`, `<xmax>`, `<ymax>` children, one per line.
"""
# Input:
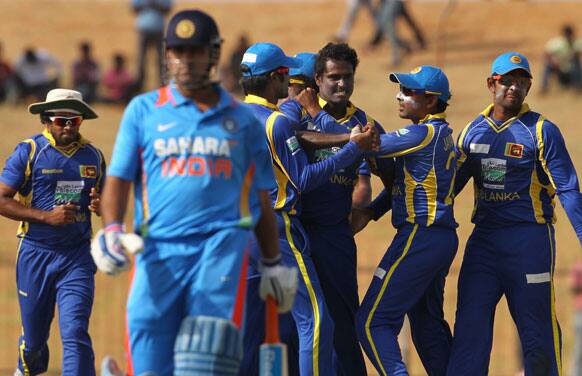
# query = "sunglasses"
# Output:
<box><xmin>492</xmin><ymin>75</ymin><xmax>531</xmax><ymax>88</ymax></box>
<box><xmin>49</xmin><ymin>116</ymin><xmax>83</xmax><ymax>127</ymax></box>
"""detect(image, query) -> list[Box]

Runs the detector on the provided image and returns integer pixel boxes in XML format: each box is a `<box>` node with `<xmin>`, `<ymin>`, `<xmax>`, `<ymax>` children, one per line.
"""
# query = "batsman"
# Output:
<box><xmin>90</xmin><ymin>9</ymin><xmax>297</xmax><ymax>376</ymax></box>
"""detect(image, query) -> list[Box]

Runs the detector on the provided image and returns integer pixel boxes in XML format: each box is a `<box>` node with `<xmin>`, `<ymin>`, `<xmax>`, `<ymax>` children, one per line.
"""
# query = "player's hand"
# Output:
<box><xmin>88</xmin><ymin>188</ymin><xmax>101</xmax><ymax>216</ymax></box>
<box><xmin>259</xmin><ymin>257</ymin><xmax>298</xmax><ymax>313</ymax></box>
<box><xmin>350</xmin><ymin>207</ymin><xmax>374</xmax><ymax>234</ymax></box>
<box><xmin>350</xmin><ymin>123</ymin><xmax>379</xmax><ymax>152</ymax></box>
<box><xmin>296</xmin><ymin>87</ymin><xmax>322</xmax><ymax>117</ymax></box>
<box><xmin>90</xmin><ymin>223</ymin><xmax>144</xmax><ymax>276</ymax></box>
<box><xmin>45</xmin><ymin>202</ymin><xmax>79</xmax><ymax>226</ymax></box>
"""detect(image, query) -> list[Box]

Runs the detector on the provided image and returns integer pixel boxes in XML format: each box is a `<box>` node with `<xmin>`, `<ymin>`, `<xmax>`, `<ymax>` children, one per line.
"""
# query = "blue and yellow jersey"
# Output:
<box><xmin>0</xmin><ymin>130</ymin><xmax>105</xmax><ymax>248</ymax></box>
<box><xmin>280</xmin><ymin>97</ymin><xmax>389</xmax><ymax>225</ymax></box>
<box><xmin>108</xmin><ymin>84</ymin><xmax>276</xmax><ymax>240</ymax></box>
<box><xmin>456</xmin><ymin>104</ymin><xmax>582</xmax><ymax>243</ymax></box>
<box><xmin>377</xmin><ymin>113</ymin><xmax>457</xmax><ymax>229</ymax></box>
<box><xmin>244</xmin><ymin>94</ymin><xmax>362</xmax><ymax>216</ymax></box>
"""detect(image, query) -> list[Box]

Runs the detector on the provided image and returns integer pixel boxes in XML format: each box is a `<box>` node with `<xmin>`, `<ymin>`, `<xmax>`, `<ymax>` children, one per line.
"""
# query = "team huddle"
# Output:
<box><xmin>1</xmin><ymin>7</ymin><xmax>581</xmax><ymax>376</ymax></box>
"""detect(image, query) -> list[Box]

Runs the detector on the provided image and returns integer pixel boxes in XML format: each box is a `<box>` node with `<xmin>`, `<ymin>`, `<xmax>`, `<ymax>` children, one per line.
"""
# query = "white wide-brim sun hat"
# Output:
<box><xmin>28</xmin><ymin>88</ymin><xmax>98</xmax><ymax>119</ymax></box>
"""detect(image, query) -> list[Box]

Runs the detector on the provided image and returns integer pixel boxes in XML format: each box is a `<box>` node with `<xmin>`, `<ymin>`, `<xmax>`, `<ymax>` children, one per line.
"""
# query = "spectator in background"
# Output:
<box><xmin>101</xmin><ymin>53</ymin><xmax>134</xmax><ymax>104</ymax></box>
<box><xmin>541</xmin><ymin>24</ymin><xmax>582</xmax><ymax>94</ymax></box>
<box><xmin>132</xmin><ymin>0</ymin><xmax>173</xmax><ymax>91</ymax></box>
<box><xmin>0</xmin><ymin>41</ymin><xmax>13</xmax><ymax>103</ymax></box>
<box><xmin>221</xmin><ymin>33</ymin><xmax>250</xmax><ymax>96</ymax></box>
<box><xmin>570</xmin><ymin>261</ymin><xmax>582</xmax><ymax>376</ymax></box>
<box><xmin>333</xmin><ymin>0</ymin><xmax>379</xmax><ymax>43</ymax></box>
<box><xmin>72</xmin><ymin>41</ymin><xmax>100</xmax><ymax>103</ymax></box>
<box><xmin>12</xmin><ymin>47</ymin><xmax>62</xmax><ymax>102</ymax></box>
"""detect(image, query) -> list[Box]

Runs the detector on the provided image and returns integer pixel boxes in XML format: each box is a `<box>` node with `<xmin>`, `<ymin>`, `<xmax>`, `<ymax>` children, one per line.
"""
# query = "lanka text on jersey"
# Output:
<box><xmin>456</xmin><ymin>104</ymin><xmax>582</xmax><ymax>242</ymax></box>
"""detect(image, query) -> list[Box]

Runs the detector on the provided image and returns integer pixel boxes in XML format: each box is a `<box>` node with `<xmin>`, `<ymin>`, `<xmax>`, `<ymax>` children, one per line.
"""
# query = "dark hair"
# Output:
<box><xmin>239</xmin><ymin>65</ymin><xmax>271</xmax><ymax>95</ymax></box>
<box><xmin>436</xmin><ymin>99</ymin><xmax>449</xmax><ymax>113</ymax></box>
<box><xmin>315</xmin><ymin>42</ymin><xmax>359</xmax><ymax>76</ymax></box>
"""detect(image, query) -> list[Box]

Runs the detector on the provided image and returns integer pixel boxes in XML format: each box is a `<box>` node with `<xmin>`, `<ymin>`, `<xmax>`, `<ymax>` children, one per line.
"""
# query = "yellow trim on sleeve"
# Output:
<box><xmin>547</xmin><ymin>224</ymin><xmax>563</xmax><ymax>376</ymax></box>
<box><xmin>456</xmin><ymin>122</ymin><xmax>472</xmax><ymax>168</ymax></box>
<box><xmin>536</xmin><ymin>115</ymin><xmax>557</xmax><ymax>189</ymax></box>
<box><xmin>244</xmin><ymin>94</ymin><xmax>279</xmax><ymax>111</ymax></box>
<box><xmin>265</xmin><ymin>112</ymin><xmax>298</xmax><ymax>191</ymax></box>
<box><xmin>282</xmin><ymin>212</ymin><xmax>321</xmax><ymax>375</ymax></box>
<box><xmin>365</xmin><ymin>224</ymin><xmax>419</xmax><ymax>376</ymax></box>
<box><xmin>381</xmin><ymin>124</ymin><xmax>435</xmax><ymax>158</ymax></box>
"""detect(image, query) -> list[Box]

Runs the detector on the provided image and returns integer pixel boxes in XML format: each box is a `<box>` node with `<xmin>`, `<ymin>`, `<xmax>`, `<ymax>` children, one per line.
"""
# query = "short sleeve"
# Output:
<box><xmin>0</xmin><ymin>141</ymin><xmax>33</xmax><ymax>191</ymax></box>
<box><xmin>107</xmin><ymin>97</ymin><xmax>143</xmax><ymax>181</ymax></box>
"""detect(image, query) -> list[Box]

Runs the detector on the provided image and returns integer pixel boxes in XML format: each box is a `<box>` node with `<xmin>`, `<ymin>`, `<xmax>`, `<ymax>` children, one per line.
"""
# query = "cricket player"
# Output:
<box><xmin>447</xmin><ymin>52</ymin><xmax>582</xmax><ymax>376</ymax></box>
<box><xmin>279</xmin><ymin>42</ymin><xmax>395</xmax><ymax>376</ymax></box>
<box><xmin>355</xmin><ymin>66</ymin><xmax>458</xmax><ymax>376</ymax></box>
<box><xmin>0</xmin><ymin>88</ymin><xmax>103</xmax><ymax>376</ymax></box>
<box><xmin>239</xmin><ymin>42</ymin><xmax>378</xmax><ymax>375</ymax></box>
<box><xmin>90</xmin><ymin>10</ymin><xmax>297</xmax><ymax>376</ymax></box>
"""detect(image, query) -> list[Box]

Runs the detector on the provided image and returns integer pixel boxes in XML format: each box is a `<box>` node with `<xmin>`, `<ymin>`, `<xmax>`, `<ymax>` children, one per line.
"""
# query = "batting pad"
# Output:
<box><xmin>174</xmin><ymin>316</ymin><xmax>243</xmax><ymax>376</ymax></box>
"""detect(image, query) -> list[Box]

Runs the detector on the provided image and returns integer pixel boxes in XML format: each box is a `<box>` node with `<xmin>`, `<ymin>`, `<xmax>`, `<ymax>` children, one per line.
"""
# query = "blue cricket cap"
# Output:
<box><xmin>389</xmin><ymin>65</ymin><xmax>451</xmax><ymax>103</ymax></box>
<box><xmin>491</xmin><ymin>51</ymin><xmax>532</xmax><ymax>78</ymax></box>
<box><xmin>289</xmin><ymin>52</ymin><xmax>317</xmax><ymax>79</ymax></box>
<box><xmin>240</xmin><ymin>43</ymin><xmax>301</xmax><ymax>77</ymax></box>
<box><xmin>165</xmin><ymin>9</ymin><xmax>221</xmax><ymax>48</ymax></box>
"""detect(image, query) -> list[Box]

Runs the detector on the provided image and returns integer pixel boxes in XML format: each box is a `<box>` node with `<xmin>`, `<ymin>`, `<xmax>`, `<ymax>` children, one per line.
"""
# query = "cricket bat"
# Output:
<box><xmin>259</xmin><ymin>296</ymin><xmax>288</xmax><ymax>376</ymax></box>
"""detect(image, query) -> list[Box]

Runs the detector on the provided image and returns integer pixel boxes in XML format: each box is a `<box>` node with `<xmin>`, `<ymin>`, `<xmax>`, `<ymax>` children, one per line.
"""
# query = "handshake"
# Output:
<box><xmin>350</xmin><ymin>122</ymin><xmax>380</xmax><ymax>152</ymax></box>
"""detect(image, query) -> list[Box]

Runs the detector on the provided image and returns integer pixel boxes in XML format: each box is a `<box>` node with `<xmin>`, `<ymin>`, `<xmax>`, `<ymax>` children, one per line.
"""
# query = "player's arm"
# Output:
<box><xmin>454</xmin><ymin>123</ymin><xmax>474</xmax><ymax>196</ymax></box>
<box><xmin>295</xmin><ymin>131</ymin><xmax>350</xmax><ymax>151</ymax></box>
<box><xmin>0</xmin><ymin>142</ymin><xmax>76</xmax><ymax>225</ymax></box>
<box><xmin>539</xmin><ymin>120</ymin><xmax>582</xmax><ymax>245</ymax></box>
<box><xmin>375</xmin><ymin>124</ymin><xmax>433</xmax><ymax>157</ymax></box>
<box><xmin>268</xmin><ymin>114</ymin><xmax>372</xmax><ymax>193</ymax></box>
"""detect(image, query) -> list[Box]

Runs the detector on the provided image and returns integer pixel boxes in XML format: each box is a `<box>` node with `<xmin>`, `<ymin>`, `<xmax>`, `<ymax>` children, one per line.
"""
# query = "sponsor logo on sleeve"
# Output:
<box><xmin>285</xmin><ymin>136</ymin><xmax>301</xmax><ymax>155</ymax></box>
<box><xmin>504</xmin><ymin>142</ymin><xmax>524</xmax><ymax>158</ymax></box>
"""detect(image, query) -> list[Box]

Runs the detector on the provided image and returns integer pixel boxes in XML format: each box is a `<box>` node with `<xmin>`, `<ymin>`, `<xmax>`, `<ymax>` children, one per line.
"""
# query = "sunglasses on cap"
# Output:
<box><xmin>400</xmin><ymin>86</ymin><xmax>442</xmax><ymax>97</ymax></box>
<box><xmin>492</xmin><ymin>74</ymin><xmax>531</xmax><ymax>88</ymax></box>
<box><xmin>272</xmin><ymin>66</ymin><xmax>290</xmax><ymax>75</ymax></box>
<box><xmin>48</xmin><ymin>115</ymin><xmax>83</xmax><ymax>127</ymax></box>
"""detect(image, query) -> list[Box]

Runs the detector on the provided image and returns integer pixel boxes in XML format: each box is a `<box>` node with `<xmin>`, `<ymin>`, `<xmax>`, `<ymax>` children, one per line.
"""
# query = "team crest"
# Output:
<box><xmin>410</xmin><ymin>66</ymin><xmax>422</xmax><ymax>74</ymax></box>
<box><xmin>80</xmin><ymin>165</ymin><xmax>97</xmax><ymax>178</ymax></box>
<box><xmin>222</xmin><ymin>118</ymin><xmax>239</xmax><ymax>133</ymax></box>
<box><xmin>510</xmin><ymin>55</ymin><xmax>522</xmax><ymax>64</ymax></box>
<box><xmin>504</xmin><ymin>142</ymin><xmax>524</xmax><ymax>158</ymax></box>
<box><xmin>176</xmin><ymin>20</ymin><xmax>195</xmax><ymax>39</ymax></box>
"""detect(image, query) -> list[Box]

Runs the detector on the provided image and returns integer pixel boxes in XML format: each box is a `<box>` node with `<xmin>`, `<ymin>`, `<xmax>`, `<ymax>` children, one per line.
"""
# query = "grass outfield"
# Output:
<box><xmin>0</xmin><ymin>1</ymin><xmax>581</xmax><ymax>374</ymax></box>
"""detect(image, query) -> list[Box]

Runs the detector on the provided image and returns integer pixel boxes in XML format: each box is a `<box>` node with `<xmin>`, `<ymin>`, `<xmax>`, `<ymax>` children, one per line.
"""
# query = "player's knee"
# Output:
<box><xmin>174</xmin><ymin>316</ymin><xmax>242</xmax><ymax>376</ymax></box>
<box><xmin>18</xmin><ymin>343</ymin><xmax>49</xmax><ymax>375</ymax></box>
<box><xmin>525</xmin><ymin>347</ymin><xmax>552</xmax><ymax>376</ymax></box>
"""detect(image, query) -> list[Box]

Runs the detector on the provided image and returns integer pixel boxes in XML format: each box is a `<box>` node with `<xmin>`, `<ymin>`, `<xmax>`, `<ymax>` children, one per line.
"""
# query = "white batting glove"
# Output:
<box><xmin>91</xmin><ymin>223</ymin><xmax>144</xmax><ymax>276</ymax></box>
<box><xmin>259</xmin><ymin>256</ymin><xmax>299</xmax><ymax>313</ymax></box>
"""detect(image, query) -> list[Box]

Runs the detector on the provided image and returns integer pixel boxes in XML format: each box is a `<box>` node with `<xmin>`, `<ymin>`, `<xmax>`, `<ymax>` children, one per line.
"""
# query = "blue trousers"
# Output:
<box><xmin>16</xmin><ymin>239</ymin><xmax>96</xmax><ymax>376</ymax></box>
<box><xmin>127</xmin><ymin>228</ymin><xmax>251</xmax><ymax>376</ymax></box>
<box><xmin>447</xmin><ymin>223</ymin><xmax>562</xmax><ymax>376</ymax></box>
<box><xmin>304</xmin><ymin>219</ymin><xmax>367</xmax><ymax>376</ymax></box>
<box><xmin>357</xmin><ymin>223</ymin><xmax>457</xmax><ymax>376</ymax></box>
<box><xmin>241</xmin><ymin>212</ymin><xmax>335</xmax><ymax>376</ymax></box>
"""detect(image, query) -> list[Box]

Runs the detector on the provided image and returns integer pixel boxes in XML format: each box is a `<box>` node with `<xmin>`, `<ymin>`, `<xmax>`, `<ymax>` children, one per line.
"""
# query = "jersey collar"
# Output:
<box><xmin>244</xmin><ymin>94</ymin><xmax>279</xmax><ymax>110</ymax></box>
<box><xmin>419</xmin><ymin>112</ymin><xmax>447</xmax><ymax>124</ymax></box>
<box><xmin>42</xmin><ymin>128</ymin><xmax>90</xmax><ymax>156</ymax></box>
<box><xmin>317</xmin><ymin>95</ymin><xmax>357</xmax><ymax>123</ymax></box>
<box><xmin>481</xmin><ymin>103</ymin><xmax>530</xmax><ymax>132</ymax></box>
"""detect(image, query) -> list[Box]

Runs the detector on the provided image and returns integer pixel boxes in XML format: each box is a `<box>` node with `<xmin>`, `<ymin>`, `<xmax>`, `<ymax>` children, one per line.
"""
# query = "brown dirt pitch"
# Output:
<box><xmin>0</xmin><ymin>1</ymin><xmax>581</xmax><ymax>375</ymax></box>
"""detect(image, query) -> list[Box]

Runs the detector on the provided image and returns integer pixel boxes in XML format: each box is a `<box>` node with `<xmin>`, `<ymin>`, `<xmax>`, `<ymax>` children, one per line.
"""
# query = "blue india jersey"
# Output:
<box><xmin>108</xmin><ymin>84</ymin><xmax>276</xmax><ymax>240</ymax></box>
<box><xmin>0</xmin><ymin>129</ymin><xmax>106</xmax><ymax>248</ymax></box>
<box><xmin>456</xmin><ymin>104</ymin><xmax>582</xmax><ymax>243</ymax></box>
<box><xmin>377</xmin><ymin>113</ymin><xmax>457</xmax><ymax>229</ymax></box>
